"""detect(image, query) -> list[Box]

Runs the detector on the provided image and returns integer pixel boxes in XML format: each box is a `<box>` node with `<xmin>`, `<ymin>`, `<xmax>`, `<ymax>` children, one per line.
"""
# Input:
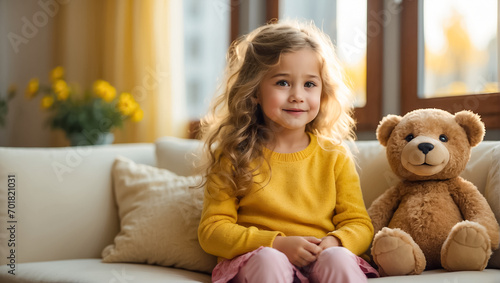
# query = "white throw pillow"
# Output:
<box><xmin>101</xmin><ymin>156</ymin><xmax>217</xmax><ymax>273</ymax></box>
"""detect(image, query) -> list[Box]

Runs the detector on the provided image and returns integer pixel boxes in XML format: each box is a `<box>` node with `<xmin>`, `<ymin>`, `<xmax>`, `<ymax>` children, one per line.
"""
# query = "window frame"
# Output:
<box><xmin>400</xmin><ymin>0</ymin><xmax>500</xmax><ymax>129</ymax></box>
<box><xmin>358</xmin><ymin>0</ymin><xmax>384</xmax><ymax>131</ymax></box>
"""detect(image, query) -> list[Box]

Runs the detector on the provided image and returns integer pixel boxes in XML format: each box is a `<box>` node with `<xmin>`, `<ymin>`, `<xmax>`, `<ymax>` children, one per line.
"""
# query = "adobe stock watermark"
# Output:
<box><xmin>383</xmin><ymin>169</ymin><xmax>400</xmax><ymax>188</ymax></box>
<box><xmin>7</xmin><ymin>0</ymin><xmax>71</xmax><ymax>54</ymax></box>
<box><xmin>108</xmin><ymin>268</ymin><xmax>135</xmax><ymax>283</ymax></box>
<box><xmin>338</xmin><ymin>0</ymin><xmax>403</xmax><ymax>62</ymax></box>
<box><xmin>212</xmin><ymin>0</ymin><xmax>242</xmax><ymax>21</ymax></box>
<box><xmin>51</xmin><ymin>143</ymin><xmax>93</xmax><ymax>183</ymax></box>
<box><xmin>131</xmin><ymin>65</ymin><xmax>169</xmax><ymax>103</ymax></box>
<box><xmin>51</xmin><ymin>118</ymin><xmax>113</xmax><ymax>182</ymax></box>
<box><xmin>442</xmin><ymin>75</ymin><xmax>497</xmax><ymax>114</ymax></box>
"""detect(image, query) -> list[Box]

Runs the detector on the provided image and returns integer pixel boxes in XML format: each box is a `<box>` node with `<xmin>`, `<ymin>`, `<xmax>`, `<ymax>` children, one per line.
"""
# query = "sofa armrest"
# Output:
<box><xmin>0</xmin><ymin>143</ymin><xmax>155</xmax><ymax>265</ymax></box>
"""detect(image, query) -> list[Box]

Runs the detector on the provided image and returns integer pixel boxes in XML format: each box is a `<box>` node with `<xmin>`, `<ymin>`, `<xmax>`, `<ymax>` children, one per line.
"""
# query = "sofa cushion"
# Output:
<box><xmin>102</xmin><ymin>156</ymin><xmax>217</xmax><ymax>273</ymax></box>
<box><xmin>155</xmin><ymin>136</ymin><xmax>202</xmax><ymax>176</ymax></box>
<box><xmin>346</xmin><ymin>141</ymin><xmax>398</xmax><ymax>208</ymax></box>
<box><xmin>0</xmin><ymin>259</ymin><xmax>211</xmax><ymax>282</ymax></box>
<box><xmin>363</xmin><ymin>269</ymin><xmax>500</xmax><ymax>282</ymax></box>
<box><xmin>485</xmin><ymin>144</ymin><xmax>500</xmax><ymax>268</ymax></box>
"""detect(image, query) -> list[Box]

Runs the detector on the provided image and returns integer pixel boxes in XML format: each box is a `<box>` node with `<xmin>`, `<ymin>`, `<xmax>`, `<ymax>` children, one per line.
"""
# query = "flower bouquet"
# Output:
<box><xmin>25</xmin><ymin>66</ymin><xmax>143</xmax><ymax>146</ymax></box>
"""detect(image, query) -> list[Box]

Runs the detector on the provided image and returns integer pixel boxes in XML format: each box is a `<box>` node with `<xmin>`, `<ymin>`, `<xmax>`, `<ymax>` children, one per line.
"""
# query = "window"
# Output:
<box><xmin>401</xmin><ymin>0</ymin><xmax>500</xmax><ymax>129</ymax></box>
<box><xmin>183</xmin><ymin>0</ymin><xmax>230</xmax><ymax>120</ymax></box>
<box><xmin>421</xmin><ymin>0</ymin><xmax>498</xmax><ymax>98</ymax></box>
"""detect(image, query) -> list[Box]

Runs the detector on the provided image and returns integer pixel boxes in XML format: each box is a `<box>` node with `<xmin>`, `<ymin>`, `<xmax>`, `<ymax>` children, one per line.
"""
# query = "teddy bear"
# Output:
<box><xmin>368</xmin><ymin>108</ymin><xmax>500</xmax><ymax>276</ymax></box>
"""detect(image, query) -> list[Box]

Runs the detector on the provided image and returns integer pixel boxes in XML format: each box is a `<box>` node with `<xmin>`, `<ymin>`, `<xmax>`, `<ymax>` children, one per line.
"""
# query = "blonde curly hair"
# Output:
<box><xmin>198</xmin><ymin>20</ymin><xmax>356</xmax><ymax>198</ymax></box>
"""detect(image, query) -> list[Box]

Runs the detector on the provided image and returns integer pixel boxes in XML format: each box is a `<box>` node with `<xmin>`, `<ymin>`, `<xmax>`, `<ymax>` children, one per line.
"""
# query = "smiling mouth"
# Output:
<box><xmin>283</xmin><ymin>109</ymin><xmax>306</xmax><ymax>113</ymax></box>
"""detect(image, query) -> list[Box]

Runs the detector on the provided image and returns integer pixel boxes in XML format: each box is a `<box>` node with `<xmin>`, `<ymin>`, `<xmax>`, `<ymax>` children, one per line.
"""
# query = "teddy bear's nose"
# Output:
<box><xmin>418</xmin><ymin>143</ymin><xmax>434</xmax><ymax>155</ymax></box>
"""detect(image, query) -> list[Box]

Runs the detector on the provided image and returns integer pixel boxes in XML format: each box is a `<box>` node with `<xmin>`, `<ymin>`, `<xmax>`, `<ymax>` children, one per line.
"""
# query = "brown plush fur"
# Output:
<box><xmin>368</xmin><ymin>109</ymin><xmax>500</xmax><ymax>276</ymax></box>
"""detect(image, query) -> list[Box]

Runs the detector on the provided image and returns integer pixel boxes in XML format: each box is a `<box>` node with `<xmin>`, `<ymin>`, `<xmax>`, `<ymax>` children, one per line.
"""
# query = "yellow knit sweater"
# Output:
<box><xmin>198</xmin><ymin>134</ymin><xmax>374</xmax><ymax>260</ymax></box>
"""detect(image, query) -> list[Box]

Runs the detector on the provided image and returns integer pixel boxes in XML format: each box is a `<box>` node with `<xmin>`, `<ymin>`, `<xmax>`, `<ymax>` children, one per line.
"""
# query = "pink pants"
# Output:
<box><xmin>213</xmin><ymin>247</ymin><xmax>377</xmax><ymax>283</ymax></box>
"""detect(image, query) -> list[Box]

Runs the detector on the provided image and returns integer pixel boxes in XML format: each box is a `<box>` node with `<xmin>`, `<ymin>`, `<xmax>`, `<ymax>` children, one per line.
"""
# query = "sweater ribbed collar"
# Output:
<box><xmin>263</xmin><ymin>132</ymin><xmax>318</xmax><ymax>162</ymax></box>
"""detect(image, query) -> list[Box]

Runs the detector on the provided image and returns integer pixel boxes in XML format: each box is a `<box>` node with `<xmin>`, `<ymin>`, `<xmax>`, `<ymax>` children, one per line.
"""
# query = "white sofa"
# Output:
<box><xmin>0</xmin><ymin>137</ymin><xmax>499</xmax><ymax>283</ymax></box>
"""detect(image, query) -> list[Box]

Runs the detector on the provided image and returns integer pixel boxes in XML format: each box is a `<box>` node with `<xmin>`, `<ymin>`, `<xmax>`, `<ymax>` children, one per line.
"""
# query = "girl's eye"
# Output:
<box><xmin>439</xmin><ymin>134</ymin><xmax>448</xmax><ymax>142</ymax></box>
<box><xmin>304</xmin><ymin>81</ymin><xmax>316</xmax><ymax>88</ymax></box>
<box><xmin>405</xmin><ymin>134</ymin><xmax>414</xmax><ymax>142</ymax></box>
<box><xmin>276</xmin><ymin>80</ymin><xmax>289</xmax><ymax>87</ymax></box>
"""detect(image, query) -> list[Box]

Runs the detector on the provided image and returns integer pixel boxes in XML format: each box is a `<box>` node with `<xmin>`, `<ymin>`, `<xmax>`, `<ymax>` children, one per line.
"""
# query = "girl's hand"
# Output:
<box><xmin>272</xmin><ymin>236</ymin><xmax>322</xmax><ymax>267</ymax></box>
<box><xmin>319</xmin><ymin>235</ymin><xmax>342</xmax><ymax>250</ymax></box>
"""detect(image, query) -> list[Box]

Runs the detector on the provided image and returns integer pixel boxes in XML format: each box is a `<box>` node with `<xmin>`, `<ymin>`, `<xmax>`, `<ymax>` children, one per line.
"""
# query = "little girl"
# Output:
<box><xmin>198</xmin><ymin>20</ymin><xmax>378</xmax><ymax>283</ymax></box>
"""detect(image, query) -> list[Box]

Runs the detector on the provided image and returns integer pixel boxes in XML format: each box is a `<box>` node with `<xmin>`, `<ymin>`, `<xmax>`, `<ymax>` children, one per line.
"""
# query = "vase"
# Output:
<box><xmin>68</xmin><ymin>132</ymin><xmax>115</xmax><ymax>146</ymax></box>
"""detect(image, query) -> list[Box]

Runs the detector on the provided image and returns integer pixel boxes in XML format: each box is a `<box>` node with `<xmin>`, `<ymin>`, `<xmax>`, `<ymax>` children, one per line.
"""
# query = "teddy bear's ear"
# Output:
<box><xmin>376</xmin><ymin>115</ymin><xmax>402</xmax><ymax>147</ymax></box>
<box><xmin>454</xmin><ymin>110</ymin><xmax>485</xmax><ymax>147</ymax></box>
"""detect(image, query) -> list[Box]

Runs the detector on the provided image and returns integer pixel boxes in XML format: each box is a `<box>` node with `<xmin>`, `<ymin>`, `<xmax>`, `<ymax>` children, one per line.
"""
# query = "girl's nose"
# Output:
<box><xmin>289</xmin><ymin>86</ymin><xmax>304</xmax><ymax>103</ymax></box>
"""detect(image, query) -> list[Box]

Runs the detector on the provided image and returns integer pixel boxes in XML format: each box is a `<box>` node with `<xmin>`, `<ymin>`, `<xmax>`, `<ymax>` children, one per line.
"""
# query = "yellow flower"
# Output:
<box><xmin>102</xmin><ymin>86</ymin><xmax>116</xmax><ymax>102</ymax></box>
<box><xmin>50</xmin><ymin>66</ymin><xmax>65</xmax><ymax>83</ymax></box>
<box><xmin>93</xmin><ymin>80</ymin><xmax>108</xmax><ymax>94</ymax></box>
<box><xmin>40</xmin><ymin>95</ymin><xmax>54</xmax><ymax>109</ymax></box>
<box><xmin>57</xmin><ymin>90</ymin><xmax>69</xmax><ymax>101</ymax></box>
<box><xmin>93</xmin><ymin>80</ymin><xmax>116</xmax><ymax>102</ymax></box>
<box><xmin>52</xmin><ymin>79</ymin><xmax>69</xmax><ymax>101</ymax></box>
<box><xmin>25</xmin><ymin>78</ymin><xmax>39</xmax><ymax>98</ymax></box>
<box><xmin>117</xmin><ymin>92</ymin><xmax>139</xmax><ymax>116</ymax></box>
<box><xmin>130</xmin><ymin>108</ymin><xmax>144</xmax><ymax>122</ymax></box>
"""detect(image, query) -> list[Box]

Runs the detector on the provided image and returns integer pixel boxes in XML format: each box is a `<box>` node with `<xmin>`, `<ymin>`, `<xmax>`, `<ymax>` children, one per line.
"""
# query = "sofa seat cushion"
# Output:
<box><xmin>0</xmin><ymin>259</ymin><xmax>498</xmax><ymax>283</ymax></box>
<box><xmin>0</xmin><ymin>258</ymin><xmax>211</xmax><ymax>283</ymax></box>
<box><xmin>368</xmin><ymin>269</ymin><xmax>500</xmax><ymax>282</ymax></box>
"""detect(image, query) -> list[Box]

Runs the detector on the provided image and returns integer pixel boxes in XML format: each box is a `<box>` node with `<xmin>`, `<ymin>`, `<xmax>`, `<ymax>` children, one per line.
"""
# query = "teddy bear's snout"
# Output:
<box><xmin>401</xmin><ymin>136</ymin><xmax>450</xmax><ymax>176</ymax></box>
<box><xmin>418</xmin><ymin>143</ymin><xmax>434</xmax><ymax>155</ymax></box>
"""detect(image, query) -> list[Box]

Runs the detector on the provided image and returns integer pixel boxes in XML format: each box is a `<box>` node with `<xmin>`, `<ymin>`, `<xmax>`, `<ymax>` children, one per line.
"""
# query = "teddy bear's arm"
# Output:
<box><xmin>450</xmin><ymin>177</ymin><xmax>500</xmax><ymax>250</ymax></box>
<box><xmin>367</xmin><ymin>185</ymin><xmax>401</xmax><ymax>234</ymax></box>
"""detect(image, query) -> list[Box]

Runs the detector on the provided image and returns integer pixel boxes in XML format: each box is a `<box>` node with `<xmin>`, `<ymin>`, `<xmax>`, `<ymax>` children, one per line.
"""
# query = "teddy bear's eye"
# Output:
<box><xmin>439</xmin><ymin>134</ymin><xmax>448</xmax><ymax>142</ymax></box>
<box><xmin>405</xmin><ymin>134</ymin><xmax>414</xmax><ymax>142</ymax></box>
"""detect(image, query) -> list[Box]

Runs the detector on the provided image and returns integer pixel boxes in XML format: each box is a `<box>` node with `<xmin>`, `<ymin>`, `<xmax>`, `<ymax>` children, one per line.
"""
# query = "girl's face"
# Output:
<box><xmin>258</xmin><ymin>48</ymin><xmax>322</xmax><ymax>134</ymax></box>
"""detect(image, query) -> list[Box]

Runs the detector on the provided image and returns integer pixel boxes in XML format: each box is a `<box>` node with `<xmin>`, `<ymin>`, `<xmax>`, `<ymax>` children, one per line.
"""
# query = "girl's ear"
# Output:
<box><xmin>253</xmin><ymin>90</ymin><xmax>261</xmax><ymax>105</ymax></box>
<box><xmin>251</xmin><ymin>96</ymin><xmax>260</xmax><ymax>106</ymax></box>
<box><xmin>376</xmin><ymin>115</ymin><xmax>402</xmax><ymax>147</ymax></box>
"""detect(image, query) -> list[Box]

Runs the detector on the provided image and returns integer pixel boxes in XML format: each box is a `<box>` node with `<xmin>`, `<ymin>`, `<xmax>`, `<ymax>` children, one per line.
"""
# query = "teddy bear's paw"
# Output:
<box><xmin>372</xmin><ymin>228</ymin><xmax>426</xmax><ymax>276</ymax></box>
<box><xmin>441</xmin><ymin>221</ymin><xmax>492</xmax><ymax>271</ymax></box>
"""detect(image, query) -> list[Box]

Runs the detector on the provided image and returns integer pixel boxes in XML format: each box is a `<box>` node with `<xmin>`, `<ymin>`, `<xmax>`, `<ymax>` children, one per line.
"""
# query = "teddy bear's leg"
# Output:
<box><xmin>371</xmin><ymin>227</ymin><xmax>426</xmax><ymax>276</ymax></box>
<box><xmin>441</xmin><ymin>220</ymin><xmax>491</xmax><ymax>271</ymax></box>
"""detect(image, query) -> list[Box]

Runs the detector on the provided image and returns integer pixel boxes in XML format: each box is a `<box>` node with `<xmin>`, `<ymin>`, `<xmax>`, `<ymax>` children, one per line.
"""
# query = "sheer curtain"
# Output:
<box><xmin>51</xmin><ymin>0</ymin><xmax>185</xmax><ymax>146</ymax></box>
